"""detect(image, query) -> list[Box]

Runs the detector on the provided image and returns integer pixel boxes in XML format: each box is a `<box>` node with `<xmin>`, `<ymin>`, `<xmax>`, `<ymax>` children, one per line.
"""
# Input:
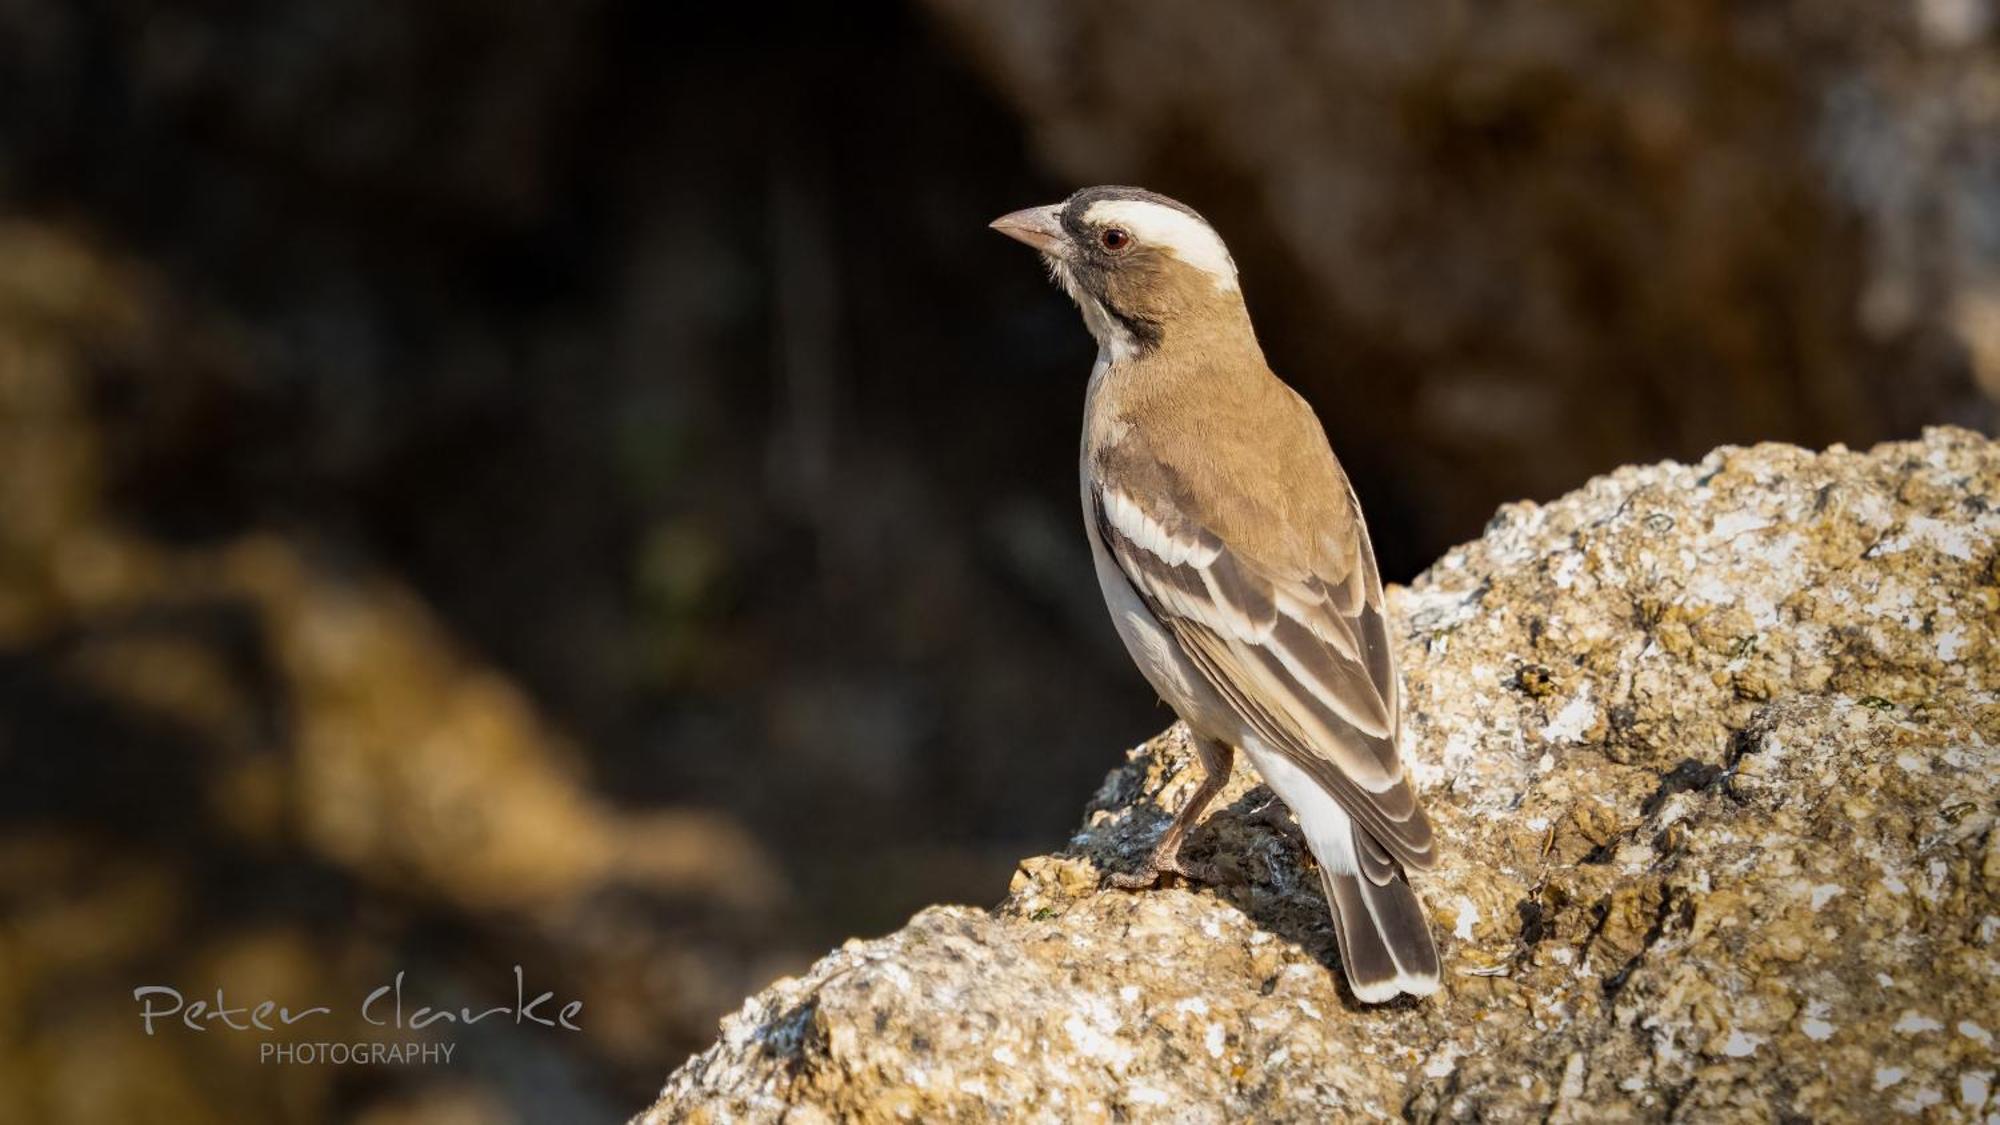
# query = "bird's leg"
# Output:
<box><xmin>1109</xmin><ymin>736</ymin><xmax>1235</xmax><ymax>889</ymax></box>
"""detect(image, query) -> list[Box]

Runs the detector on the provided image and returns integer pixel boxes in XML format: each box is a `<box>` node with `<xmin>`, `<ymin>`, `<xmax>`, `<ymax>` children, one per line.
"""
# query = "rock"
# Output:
<box><xmin>639</xmin><ymin>427</ymin><xmax>2000</xmax><ymax>1122</ymax></box>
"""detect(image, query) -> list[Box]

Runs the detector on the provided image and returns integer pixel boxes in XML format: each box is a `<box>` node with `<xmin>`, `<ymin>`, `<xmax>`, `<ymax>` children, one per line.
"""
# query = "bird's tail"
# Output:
<box><xmin>1319</xmin><ymin>824</ymin><xmax>1440</xmax><ymax>1004</ymax></box>
<box><xmin>1241</xmin><ymin>741</ymin><xmax>1440</xmax><ymax>1002</ymax></box>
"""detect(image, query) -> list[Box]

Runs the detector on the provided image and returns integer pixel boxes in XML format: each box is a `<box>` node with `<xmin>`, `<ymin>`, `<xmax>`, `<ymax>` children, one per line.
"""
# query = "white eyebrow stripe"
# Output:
<box><xmin>1081</xmin><ymin>199</ymin><xmax>1239</xmax><ymax>291</ymax></box>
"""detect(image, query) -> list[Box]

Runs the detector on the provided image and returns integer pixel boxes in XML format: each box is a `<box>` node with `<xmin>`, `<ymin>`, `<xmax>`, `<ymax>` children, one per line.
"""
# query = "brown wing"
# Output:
<box><xmin>1089</xmin><ymin>469</ymin><xmax>1436</xmax><ymax>873</ymax></box>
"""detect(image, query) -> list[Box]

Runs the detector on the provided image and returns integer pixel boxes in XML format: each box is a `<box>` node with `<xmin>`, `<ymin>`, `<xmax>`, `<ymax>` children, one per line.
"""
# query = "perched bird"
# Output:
<box><xmin>991</xmin><ymin>186</ymin><xmax>1440</xmax><ymax>1003</ymax></box>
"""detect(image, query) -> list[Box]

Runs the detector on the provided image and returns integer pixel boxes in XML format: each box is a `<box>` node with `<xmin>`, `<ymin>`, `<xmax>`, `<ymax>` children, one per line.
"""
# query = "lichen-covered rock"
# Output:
<box><xmin>641</xmin><ymin>428</ymin><xmax>2000</xmax><ymax>1123</ymax></box>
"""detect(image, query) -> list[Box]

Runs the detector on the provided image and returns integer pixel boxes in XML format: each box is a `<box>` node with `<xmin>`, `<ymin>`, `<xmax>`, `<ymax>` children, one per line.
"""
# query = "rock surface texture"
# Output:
<box><xmin>642</xmin><ymin>428</ymin><xmax>2000</xmax><ymax>1123</ymax></box>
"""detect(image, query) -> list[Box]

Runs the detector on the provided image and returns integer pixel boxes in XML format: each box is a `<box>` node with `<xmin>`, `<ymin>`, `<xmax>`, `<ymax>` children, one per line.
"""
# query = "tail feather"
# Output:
<box><xmin>1322</xmin><ymin>839</ymin><xmax>1440</xmax><ymax>1003</ymax></box>
<box><xmin>1241</xmin><ymin>739</ymin><xmax>1439</xmax><ymax>1002</ymax></box>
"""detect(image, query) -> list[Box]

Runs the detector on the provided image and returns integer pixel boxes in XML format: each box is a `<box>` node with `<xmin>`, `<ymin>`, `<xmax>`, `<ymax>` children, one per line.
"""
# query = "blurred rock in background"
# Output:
<box><xmin>0</xmin><ymin>222</ymin><xmax>791</xmax><ymax>1121</ymax></box>
<box><xmin>0</xmin><ymin>0</ymin><xmax>1993</xmax><ymax>1121</ymax></box>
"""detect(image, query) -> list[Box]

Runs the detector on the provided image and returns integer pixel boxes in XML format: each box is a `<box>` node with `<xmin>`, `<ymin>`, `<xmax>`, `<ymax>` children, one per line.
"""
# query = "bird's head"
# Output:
<box><xmin>990</xmin><ymin>186</ymin><xmax>1247</xmax><ymax>361</ymax></box>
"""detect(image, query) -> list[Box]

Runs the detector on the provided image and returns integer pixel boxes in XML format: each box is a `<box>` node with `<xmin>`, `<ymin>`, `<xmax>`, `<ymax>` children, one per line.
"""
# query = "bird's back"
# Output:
<box><xmin>1086</xmin><ymin>350</ymin><xmax>1366</xmax><ymax>595</ymax></box>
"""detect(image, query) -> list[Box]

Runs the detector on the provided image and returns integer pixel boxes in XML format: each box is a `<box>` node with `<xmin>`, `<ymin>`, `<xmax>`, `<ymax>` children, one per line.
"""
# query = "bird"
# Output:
<box><xmin>990</xmin><ymin>186</ymin><xmax>1441</xmax><ymax>1003</ymax></box>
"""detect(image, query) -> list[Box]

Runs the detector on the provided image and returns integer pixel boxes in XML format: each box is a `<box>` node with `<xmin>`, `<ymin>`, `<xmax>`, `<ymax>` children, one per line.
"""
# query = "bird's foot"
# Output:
<box><xmin>1105</xmin><ymin>846</ymin><xmax>1223</xmax><ymax>890</ymax></box>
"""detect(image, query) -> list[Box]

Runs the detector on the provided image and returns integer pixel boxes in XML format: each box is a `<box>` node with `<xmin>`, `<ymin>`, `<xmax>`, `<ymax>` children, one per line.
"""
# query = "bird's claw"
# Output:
<box><xmin>1106</xmin><ymin>850</ymin><xmax>1224</xmax><ymax>890</ymax></box>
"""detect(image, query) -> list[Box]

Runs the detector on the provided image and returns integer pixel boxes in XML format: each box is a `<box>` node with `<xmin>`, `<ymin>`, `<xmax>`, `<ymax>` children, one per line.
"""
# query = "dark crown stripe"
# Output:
<box><xmin>1059</xmin><ymin>185</ymin><xmax>1210</xmax><ymax>236</ymax></box>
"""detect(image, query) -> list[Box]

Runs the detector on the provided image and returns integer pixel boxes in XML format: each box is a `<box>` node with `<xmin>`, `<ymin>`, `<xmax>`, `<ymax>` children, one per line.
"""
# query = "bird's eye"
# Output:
<box><xmin>1100</xmin><ymin>227</ymin><xmax>1131</xmax><ymax>252</ymax></box>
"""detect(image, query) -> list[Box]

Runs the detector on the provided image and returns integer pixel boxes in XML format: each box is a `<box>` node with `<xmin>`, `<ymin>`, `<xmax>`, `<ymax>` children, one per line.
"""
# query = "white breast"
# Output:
<box><xmin>1081</xmin><ymin>353</ymin><xmax>1217</xmax><ymax>725</ymax></box>
<box><xmin>1086</xmin><ymin>512</ymin><xmax>1205</xmax><ymax>713</ymax></box>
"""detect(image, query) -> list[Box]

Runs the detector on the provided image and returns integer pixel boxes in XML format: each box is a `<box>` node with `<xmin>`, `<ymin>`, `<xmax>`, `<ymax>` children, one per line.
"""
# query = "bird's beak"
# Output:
<box><xmin>988</xmin><ymin>205</ymin><xmax>1068</xmax><ymax>257</ymax></box>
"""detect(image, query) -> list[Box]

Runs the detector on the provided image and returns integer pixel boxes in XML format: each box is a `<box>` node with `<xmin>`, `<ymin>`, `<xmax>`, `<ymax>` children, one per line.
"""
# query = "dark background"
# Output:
<box><xmin>0</xmin><ymin>1</ymin><xmax>1993</xmax><ymax>1121</ymax></box>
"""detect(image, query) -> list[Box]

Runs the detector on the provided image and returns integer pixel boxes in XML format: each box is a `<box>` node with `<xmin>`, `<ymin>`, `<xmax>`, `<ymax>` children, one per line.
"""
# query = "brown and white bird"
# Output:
<box><xmin>991</xmin><ymin>186</ymin><xmax>1440</xmax><ymax>1003</ymax></box>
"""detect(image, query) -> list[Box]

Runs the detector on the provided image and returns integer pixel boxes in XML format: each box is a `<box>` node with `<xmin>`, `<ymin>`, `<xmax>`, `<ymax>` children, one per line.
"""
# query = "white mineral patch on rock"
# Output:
<box><xmin>1542</xmin><ymin>687</ymin><xmax>1597</xmax><ymax>744</ymax></box>
<box><xmin>1723</xmin><ymin>1030</ymin><xmax>1764</xmax><ymax>1058</ymax></box>
<box><xmin>1895</xmin><ymin>1012</ymin><xmax>1944</xmax><ymax>1034</ymax></box>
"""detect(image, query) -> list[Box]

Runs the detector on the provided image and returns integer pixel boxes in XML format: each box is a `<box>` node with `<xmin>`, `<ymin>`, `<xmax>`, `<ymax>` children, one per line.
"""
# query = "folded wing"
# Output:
<box><xmin>1090</xmin><ymin>480</ymin><xmax>1435</xmax><ymax>872</ymax></box>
